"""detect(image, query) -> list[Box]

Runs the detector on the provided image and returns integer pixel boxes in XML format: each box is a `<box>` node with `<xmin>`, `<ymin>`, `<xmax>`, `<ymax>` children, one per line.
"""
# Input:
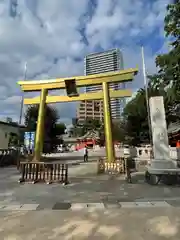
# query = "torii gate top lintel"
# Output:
<box><xmin>17</xmin><ymin>68</ymin><xmax>138</xmax><ymax>92</ymax></box>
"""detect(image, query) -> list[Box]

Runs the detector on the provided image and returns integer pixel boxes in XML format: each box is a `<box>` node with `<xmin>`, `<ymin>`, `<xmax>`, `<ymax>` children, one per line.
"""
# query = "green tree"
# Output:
<box><xmin>24</xmin><ymin>104</ymin><xmax>59</xmax><ymax>152</ymax></box>
<box><xmin>153</xmin><ymin>1</ymin><xmax>180</xmax><ymax>123</ymax></box>
<box><xmin>111</xmin><ymin>120</ymin><xmax>126</xmax><ymax>143</ymax></box>
<box><xmin>55</xmin><ymin>122</ymin><xmax>66</xmax><ymax>135</ymax></box>
<box><xmin>122</xmin><ymin>75</ymin><xmax>180</xmax><ymax>145</ymax></box>
<box><xmin>25</xmin><ymin>105</ymin><xmax>59</xmax><ymax>131</ymax></box>
<box><xmin>83</xmin><ymin>118</ymin><xmax>102</xmax><ymax>132</ymax></box>
<box><xmin>69</xmin><ymin>118</ymin><xmax>85</xmax><ymax>137</ymax></box>
<box><xmin>155</xmin><ymin>1</ymin><xmax>180</xmax><ymax>98</ymax></box>
<box><xmin>123</xmin><ymin>89</ymin><xmax>147</xmax><ymax>145</ymax></box>
<box><xmin>122</xmin><ymin>79</ymin><xmax>166</xmax><ymax>145</ymax></box>
<box><xmin>8</xmin><ymin>132</ymin><xmax>18</xmax><ymax>147</ymax></box>
<box><xmin>70</xmin><ymin>118</ymin><xmax>103</xmax><ymax>137</ymax></box>
<box><xmin>19</xmin><ymin>127</ymin><xmax>26</xmax><ymax>145</ymax></box>
<box><xmin>122</xmin><ymin>1</ymin><xmax>180</xmax><ymax>145</ymax></box>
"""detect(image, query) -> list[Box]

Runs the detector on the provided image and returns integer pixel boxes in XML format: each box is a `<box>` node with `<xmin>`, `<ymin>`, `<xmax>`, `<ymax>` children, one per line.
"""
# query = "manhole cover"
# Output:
<box><xmin>52</xmin><ymin>202</ymin><xmax>71</xmax><ymax>210</ymax></box>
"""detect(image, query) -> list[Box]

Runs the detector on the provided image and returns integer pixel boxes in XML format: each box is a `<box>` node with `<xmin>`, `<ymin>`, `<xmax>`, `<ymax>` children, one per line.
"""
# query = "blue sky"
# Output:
<box><xmin>0</xmin><ymin>0</ymin><xmax>171</xmax><ymax>125</ymax></box>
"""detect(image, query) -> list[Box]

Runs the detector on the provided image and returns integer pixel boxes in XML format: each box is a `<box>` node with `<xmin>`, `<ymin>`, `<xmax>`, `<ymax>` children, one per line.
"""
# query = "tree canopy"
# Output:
<box><xmin>155</xmin><ymin>1</ymin><xmax>180</xmax><ymax>105</ymax></box>
<box><xmin>25</xmin><ymin>105</ymin><xmax>59</xmax><ymax>131</ymax></box>
<box><xmin>70</xmin><ymin>118</ymin><xmax>103</xmax><ymax>137</ymax></box>
<box><xmin>122</xmin><ymin>1</ymin><xmax>180</xmax><ymax>145</ymax></box>
<box><xmin>55</xmin><ymin>122</ymin><xmax>66</xmax><ymax>136</ymax></box>
<box><xmin>69</xmin><ymin>116</ymin><xmax>127</xmax><ymax>145</ymax></box>
<box><xmin>24</xmin><ymin>105</ymin><xmax>65</xmax><ymax>152</ymax></box>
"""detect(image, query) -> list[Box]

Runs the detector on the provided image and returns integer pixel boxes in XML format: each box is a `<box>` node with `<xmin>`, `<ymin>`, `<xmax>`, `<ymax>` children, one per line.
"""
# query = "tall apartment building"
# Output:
<box><xmin>77</xmin><ymin>49</ymin><xmax>125</xmax><ymax>124</ymax></box>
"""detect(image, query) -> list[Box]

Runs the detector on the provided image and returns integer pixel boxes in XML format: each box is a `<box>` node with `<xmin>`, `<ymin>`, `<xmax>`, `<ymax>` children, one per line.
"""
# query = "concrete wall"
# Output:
<box><xmin>0</xmin><ymin>124</ymin><xmax>19</xmax><ymax>149</ymax></box>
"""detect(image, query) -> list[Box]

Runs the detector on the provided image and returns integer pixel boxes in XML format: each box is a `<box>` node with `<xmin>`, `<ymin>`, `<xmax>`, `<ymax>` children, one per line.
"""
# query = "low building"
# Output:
<box><xmin>0</xmin><ymin>121</ymin><xmax>24</xmax><ymax>149</ymax></box>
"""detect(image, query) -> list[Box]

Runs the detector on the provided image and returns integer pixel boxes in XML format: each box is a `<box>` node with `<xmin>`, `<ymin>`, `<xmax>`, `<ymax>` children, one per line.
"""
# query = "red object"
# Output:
<box><xmin>75</xmin><ymin>138</ymin><xmax>96</xmax><ymax>150</ymax></box>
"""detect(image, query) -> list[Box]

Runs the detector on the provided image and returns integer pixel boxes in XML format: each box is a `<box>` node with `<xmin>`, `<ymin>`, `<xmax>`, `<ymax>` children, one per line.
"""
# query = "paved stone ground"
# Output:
<box><xmin>0</xmin><ymin>201</ymin><xmax>173</xmax><ymax>211</ymax></box>
<box><xmin>1</xmin><ymin>162</ymin><xmax>180</xmax><ymax>238</ymax></box>
<box><xmin>1</xmin><ymin>162</ymin><xmax>180</xmax><ymax>209</ymax></box>
<box><xmin>0</xmin><ymin>208</ymin><xmax>180</xmax><ymax>239</ymax></box>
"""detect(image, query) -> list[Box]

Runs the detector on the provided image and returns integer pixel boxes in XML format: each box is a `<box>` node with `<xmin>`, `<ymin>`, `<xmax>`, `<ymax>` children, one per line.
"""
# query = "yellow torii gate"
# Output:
<box><xmin>18</xmin><ymin>68</ymin><xmax>138</xmax><ymax>163</ymax></box>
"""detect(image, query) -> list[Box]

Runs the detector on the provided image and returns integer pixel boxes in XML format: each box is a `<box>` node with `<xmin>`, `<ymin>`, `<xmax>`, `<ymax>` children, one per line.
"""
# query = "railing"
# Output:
<box><xmin>0</xmin><ymin>149</ymin><xmax>19</xmax><ymax>167</ymax></box>
<box><xmin>134</xmin><ymin>147</ymin><xmax>180</xmax><ymax>160</ymax></box>
<box><xmin>19</xmin><ymin>162</ymin><xmax>69</xmax><ymax>184</ymax></box>
<box><xmin>170</xmin><ymin>147</ymin><xmax>180</xmax><ymax>159</ymax></box>
<box><xmin>97</xmin><ymin>157</ymin><xmax>126</xmax><ymax>174</ymax></box>
<box><xmin>136</xmin><ymin>147</ymin><xmax>153</xmax><ymax>159</ymax></box>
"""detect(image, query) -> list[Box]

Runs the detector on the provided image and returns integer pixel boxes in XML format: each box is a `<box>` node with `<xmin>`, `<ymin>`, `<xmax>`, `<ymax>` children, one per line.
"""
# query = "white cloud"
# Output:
<box><xmin>0</xmin><ymin>0</ymin><xmax>171</xmax><ymax>124</ymax></box>
<box><xmin>3</xmin><ymin>95</ymin><xmax>21</xmax><ymax>104</ymax></box>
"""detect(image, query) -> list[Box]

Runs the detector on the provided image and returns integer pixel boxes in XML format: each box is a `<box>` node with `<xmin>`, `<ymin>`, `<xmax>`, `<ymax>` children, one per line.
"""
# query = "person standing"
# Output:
<box><xmin>83</xmin><ymin>146</ymin><xmax>88</xmax><ymax>162</ymax></box>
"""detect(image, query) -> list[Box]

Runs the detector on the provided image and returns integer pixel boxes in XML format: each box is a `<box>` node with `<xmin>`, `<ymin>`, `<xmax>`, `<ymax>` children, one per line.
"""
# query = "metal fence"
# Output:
<box><xmin>97</xmin><ymin>157</ymin><xmax>127</xmax><ymax>174</ymax></box>
<box><xmin>0</xmin><ymin>149</ymin><xmax>19</xmax><ymax>167</ymax></box>
<box><xmin>19</xmin><ymin>162</ymin><xmax>69</xmax><ymax>184</ymax></box>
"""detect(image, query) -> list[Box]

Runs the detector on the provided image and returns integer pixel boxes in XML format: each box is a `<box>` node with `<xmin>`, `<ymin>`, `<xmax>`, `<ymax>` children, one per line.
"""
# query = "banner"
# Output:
<box><xmin>24</xmin><ymin>132</ymin><xmax>35</xmax><ymax>151</ymax></box>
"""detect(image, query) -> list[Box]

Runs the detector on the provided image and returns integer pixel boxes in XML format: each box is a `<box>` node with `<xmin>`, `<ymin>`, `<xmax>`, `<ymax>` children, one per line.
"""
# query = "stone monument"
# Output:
<box><xmin>147</xmin><ymin>96</ymin><xmax>177</xmax><ymax>174</ymax></box>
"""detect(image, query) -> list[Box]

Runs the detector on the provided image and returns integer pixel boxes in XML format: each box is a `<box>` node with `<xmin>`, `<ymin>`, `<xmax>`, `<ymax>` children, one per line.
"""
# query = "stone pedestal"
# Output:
<box><xmin>150</xmin><ymin>160</ymin><xmax>177</xmax><ymax>169</ymax></box>
<box><xmin>146</xmin><ymin>159</ymin><xmax>177</xmax><ymax>175</ymax></box>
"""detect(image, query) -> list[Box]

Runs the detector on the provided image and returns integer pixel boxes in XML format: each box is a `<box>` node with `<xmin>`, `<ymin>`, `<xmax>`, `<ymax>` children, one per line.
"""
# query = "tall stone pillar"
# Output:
<box><xmin>148</xmin><ymin>96</ymin><xmax>176</xmax><ymax>172</ymax></box>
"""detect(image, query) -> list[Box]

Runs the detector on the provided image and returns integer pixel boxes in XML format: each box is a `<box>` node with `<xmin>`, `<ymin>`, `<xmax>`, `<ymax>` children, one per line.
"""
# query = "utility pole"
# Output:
<box><xmin>141</xmin><ymin>46</ymin><xmax>152</xmax><ymax>145</ymax></box>
<box><xmin>9</xmin><ymin>0</ymin><xmax>18</xmax><ymax>18</ymax></box>
<box><xmin>19</xmin><ymin>62</ymin><xmax>27</xmax><ymax>125</ymax></box>
<box><xmin>17</xmin><ymin>61</ymin><xmax>27</xmax><ymax>168</ymax></box>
